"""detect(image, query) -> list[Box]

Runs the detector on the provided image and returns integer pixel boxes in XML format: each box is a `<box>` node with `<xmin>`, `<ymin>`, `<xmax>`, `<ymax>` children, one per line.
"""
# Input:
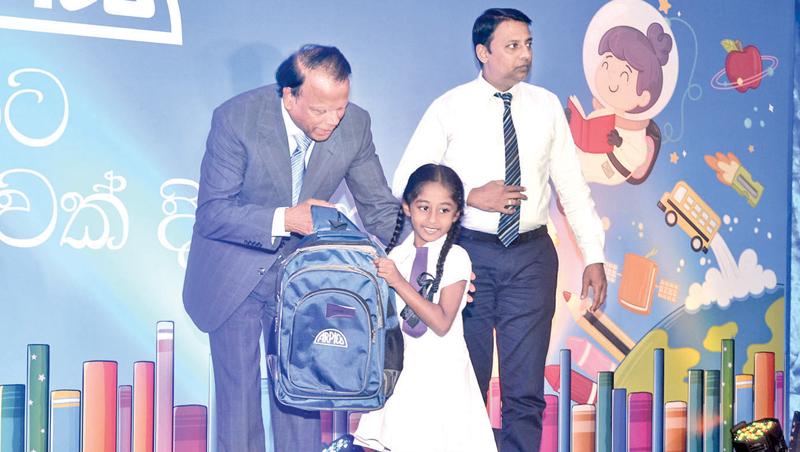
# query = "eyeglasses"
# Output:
<box><xmin>400</xmin><ymin>271</ymin><xmax>434</xmax><ymax>338</ymax></box>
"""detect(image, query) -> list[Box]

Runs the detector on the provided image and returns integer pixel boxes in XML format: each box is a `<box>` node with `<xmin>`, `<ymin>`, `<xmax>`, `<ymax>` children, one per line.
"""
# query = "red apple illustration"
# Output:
<box><xmin>722</xmin><ymin>39</ymin><xmax>763</xmax><ymax>93</ymax></box>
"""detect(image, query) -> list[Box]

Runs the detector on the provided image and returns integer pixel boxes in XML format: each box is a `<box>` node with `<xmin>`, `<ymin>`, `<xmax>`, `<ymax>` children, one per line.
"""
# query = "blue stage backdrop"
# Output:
<box><xmin>0</xmin><ymin>0</ymin><xmax>796</xmax><ymax>448</ymax></box>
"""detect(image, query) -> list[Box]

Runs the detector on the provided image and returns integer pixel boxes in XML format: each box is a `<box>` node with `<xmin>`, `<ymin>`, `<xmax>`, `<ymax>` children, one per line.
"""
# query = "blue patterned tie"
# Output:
<box><xmin>495</xmin><ymin>92</ymin><xmax>520</xmax><ymax>247</ymax></box>
<box><xmin>291</xmin><ymin>134</ymin><xmax>312</xmax><ymax>206</ymax></box>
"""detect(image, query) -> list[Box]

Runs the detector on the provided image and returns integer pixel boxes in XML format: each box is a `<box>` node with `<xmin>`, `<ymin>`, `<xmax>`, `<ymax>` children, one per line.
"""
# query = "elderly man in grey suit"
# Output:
<box><xmin>183</xmin><ymin>44</ymin><xmax>399</xmax><ymax>452</ymax></box>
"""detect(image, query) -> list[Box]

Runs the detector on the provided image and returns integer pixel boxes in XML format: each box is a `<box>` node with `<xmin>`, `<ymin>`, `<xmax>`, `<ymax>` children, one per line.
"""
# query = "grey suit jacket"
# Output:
<box><xmin>183</xmin><ymin>84</ymin><xmax>399</xmax><ymax>332</ymax></box>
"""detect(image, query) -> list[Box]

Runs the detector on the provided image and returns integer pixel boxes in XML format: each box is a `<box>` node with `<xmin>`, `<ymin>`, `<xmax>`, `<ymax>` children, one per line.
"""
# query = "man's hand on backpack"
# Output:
<box><xmin>285</xmin><ymin>199</ymin><xmax>334</xmax><ymax>235</ymax></box>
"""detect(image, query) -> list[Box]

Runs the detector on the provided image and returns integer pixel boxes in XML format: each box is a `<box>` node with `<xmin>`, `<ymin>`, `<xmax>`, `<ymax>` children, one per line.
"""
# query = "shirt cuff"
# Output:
<box><xmin>272</xmin><ymin>207</ymin><xmax>291</xmax><ymax>242</ymax></box>
<box><xmin>582</xmin><ymin>247</ymin><xmax>605</xmax><ymax>267</ymax></box>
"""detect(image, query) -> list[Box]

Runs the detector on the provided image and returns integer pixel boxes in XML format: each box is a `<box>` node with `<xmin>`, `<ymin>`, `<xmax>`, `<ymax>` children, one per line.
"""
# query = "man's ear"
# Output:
<box><xmin>476</xmin><ymin>44</ymin><xmax>490</xmax><ymax>65</ymax></box>
<box><xmin>283</xmin><ymin>87</ymin><xmax>295</xmax><ymax>109</ymax></box>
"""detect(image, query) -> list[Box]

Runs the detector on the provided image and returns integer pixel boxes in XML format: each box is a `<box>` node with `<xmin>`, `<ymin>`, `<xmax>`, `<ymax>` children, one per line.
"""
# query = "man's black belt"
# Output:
<box><xmin>459</xmin><ymin>225</ymin><xmax>547</xmax><ymax>246</ymax></box>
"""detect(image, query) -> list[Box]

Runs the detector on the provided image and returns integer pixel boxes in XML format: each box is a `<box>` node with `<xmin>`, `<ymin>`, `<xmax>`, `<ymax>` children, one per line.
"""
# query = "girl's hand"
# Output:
<box><xmin>374</xmin><ymin>258</ymin><xmax>404</xmax><ymax>288</ymax></box>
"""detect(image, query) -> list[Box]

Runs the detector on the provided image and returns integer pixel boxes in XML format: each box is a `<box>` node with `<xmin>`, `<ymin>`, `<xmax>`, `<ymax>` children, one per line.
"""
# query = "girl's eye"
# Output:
<box><xmin>440</xmin><ymin>208</ymin><xmax>451</xmax><ymax>214</ymax></box>
<box><xmin>602</xmin><ymin>61</ymin><xmax>609</xmax><ymax>70</ymax></box>
<box><xmin>621</xmin><ymin>72</ymin><xmax>630</xmax><ymax>82</ymax></box>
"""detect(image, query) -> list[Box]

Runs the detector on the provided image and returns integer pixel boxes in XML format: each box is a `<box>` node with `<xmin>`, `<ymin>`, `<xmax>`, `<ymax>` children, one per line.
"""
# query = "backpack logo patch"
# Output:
<box><xmin>313</xmin><ymin>329</ymin><xmax>348</xmax><ymax>348</ymax></box>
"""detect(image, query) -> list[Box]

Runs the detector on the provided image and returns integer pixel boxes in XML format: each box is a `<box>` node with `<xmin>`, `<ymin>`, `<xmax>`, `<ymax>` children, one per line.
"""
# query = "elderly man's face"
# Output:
<box><xmin>478</xmin><ymin>20</ymin><xmax>532</xmax><ymax>92</ymax></box>
<box><xmin>284</xmin><ymin>69</ymin><xmax>349</xmax><ymax>142</ymax></box>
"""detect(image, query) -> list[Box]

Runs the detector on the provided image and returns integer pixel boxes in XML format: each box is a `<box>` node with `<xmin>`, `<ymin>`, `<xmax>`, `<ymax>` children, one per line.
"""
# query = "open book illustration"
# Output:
<box><xmin>567</xmin><ymin>95</ymin><xmax>616</xmax><ymax>154</ymax></box>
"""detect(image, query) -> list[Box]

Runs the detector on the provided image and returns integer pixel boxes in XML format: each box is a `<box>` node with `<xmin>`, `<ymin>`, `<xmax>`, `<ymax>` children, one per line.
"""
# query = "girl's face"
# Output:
<box><xmin>594</xmin><ymin>53</ymin><xmax>651</xmax><ymax>114</ymax></box>
<box><xmin>403</xmin><ymin>182</ymin><xmax>460</xmax><ymax>247</ymax></box>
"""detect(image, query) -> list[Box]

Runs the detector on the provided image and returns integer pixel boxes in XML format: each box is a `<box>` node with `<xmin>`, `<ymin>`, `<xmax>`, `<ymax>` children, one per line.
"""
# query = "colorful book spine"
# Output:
<box><xmin>27</xmin><ymin>344</ymin><xmax>50</xmax><ymax>452</ymax></box>
<box><xmin>687</xmin><ymin>369</ymin><xmax>703</xmax><ymax>452</ymax></box>
<box><xmin>776</xmin><ymin>371</ymin><xmax>784</xmax><ymax>427</ymax></box>
<box><xmin>260</xmin><ymin>378</ymin><xmax>274</xmax><ymax>452</ymax></box>
<box><xmin>721</xmin><ymin>338</ymin><xmax>734</xmax><ymax>452</ymax></box>
<box><xmin>664</xmin><ymin>401</ymin><xmax>687</xmax><ymax>452</ymax></box>
<box><xmin>558</xmin><ymin>350</ymin><xmax>571</xmax><ymax>452</ymax></box>
<box><xmin>653</xmin><ymin>348</ymin><xmax>665</xmax><ymax>452</ymax></box>
<box><xmin>754</xmin><ymin>352</ymin><xmax>775</xmax><ymax>420</ymax></box>
<box><xmin>572</xmin><ymin>404</ymin><xmax>595</xmax><ymax>452</ymax></box>
<box><xmin>347</xmin><ymin>412</ymin><xmax>362</xmax><ymax>436</ymax></box>
<box><xmin>735</xmin><ymin>374</ymin><xmax>754</xmax><ymax>424</ymax></box>
<box><xmin>155</xmin><ymin>321</ymin><xmax>174</xmax><ymax>452</ymax></box>
<box><xmin>540</xmin><ymin>395</ymin><xmax>558</xmax><ymax>452</ymax></box>
<box><xmin>118</xmin><ymin>385</ymin><xmax>132</xmax><ymax>452</ymax></box>
<box><xmin>132</xmin><ymin>361</ymin><xmax>154</xmax><ymax>452</ymax></box>
<box><xmin>172</xmin><ymin>405</ymin><xmax>206</xmax><ymax>452</ymax></box>
<box><xmin>207</xmin><ymin>356</ymin><xmax>216</xmax><ymax>452</ymax></box>
<box><xmin>611</xmin><ymin>388</ymin><xmax>627</xmax><ymax>452</ymax></box>
<box><xmin>50</xmin><ymin>390</ymin><xmax>80</xmax><ymax>452</ymax></box>
<box><xmin>596</xmin><ymin>371</ymin><xmax>613</xmax><ymax>452</ymax></box>
<box><xmin>82</xmin><ymin>360</ymin><xmax>118</xmax><ymax>452</ymax></box>
<box><xmin>0</xmin><ymin>385</ymin><xmax>25</xmax><ymax>452</ymax></box>
<box><xmin>488</xmin><ymin>377</ymin><xmax>502</xmax><ymax>429</ymax></box>
<box><xmin>320</xmin><ymin>411</ymin><xmax>332</xmax><ymax>445</ymax></box>
<box><xmin>704</xmin><ymin>371</ymin><xmax>720</xmax><ymax>452</ymax></box>
<box><xmin>628</xmin><ymin>392</ymin><xmax>653</xmax><ymax>451</ymax></box>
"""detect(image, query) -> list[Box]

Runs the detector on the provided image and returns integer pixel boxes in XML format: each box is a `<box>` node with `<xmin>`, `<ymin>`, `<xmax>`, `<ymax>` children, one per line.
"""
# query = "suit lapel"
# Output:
<box><xmin>256</xmin><ymin>91</ymin><xmax>292</xmax><ymax>204</ymax></box>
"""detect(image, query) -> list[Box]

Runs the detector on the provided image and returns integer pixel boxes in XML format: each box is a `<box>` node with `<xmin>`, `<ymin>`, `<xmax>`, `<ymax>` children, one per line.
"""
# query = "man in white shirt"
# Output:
<box><xmin>392</xmin><ymin>9</ymin><xmax>607</xmax><ymax>452</ymax></box>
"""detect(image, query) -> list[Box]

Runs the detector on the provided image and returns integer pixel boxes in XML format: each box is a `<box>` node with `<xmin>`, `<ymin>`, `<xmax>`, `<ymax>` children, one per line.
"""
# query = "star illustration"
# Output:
<box><xmin>37</xmin><ymin>374</ymin><xmax>46</xmax><ymax>382</ymax></box>
<box><xmin>658</xmin><ymin>0</ymin><xmax>672</xmax><ymax>14</ymax></box>
<box><xmin>670</xmin><ymin>151</ymin><xmax>679</xmax><ymax>164</ymax></box>
<box><xmin>682</xmin><ymin>149</ymin><xmax>687</xmax><ymax>157</ymax></box>
<box><xmin>28</xmin><ymin>399</ymin><xmax>33</xmax><ymax>406</ymax></box>
<box><xmin>748</xmin><ymin>145</ymin><xmax>755</xmax><ymax>153</ymax></box>
<box><xmin>40</xmin><ymin>428</ymin><xmax>45</xmax><ymax>434</ymax></box>
<box><xmin>677</xmin><ymin>10</ymin><xmax>682</xmax><ymax>17</ymax></box>
<box><xmin>769</xmin><ymin>103</ymin><xmax>774</xmax><ymax>112</ymax></box>
<box><xmin>31</xmin><ymin>354</ymin><xmax>37</xmax><ymax>360</ymax></box>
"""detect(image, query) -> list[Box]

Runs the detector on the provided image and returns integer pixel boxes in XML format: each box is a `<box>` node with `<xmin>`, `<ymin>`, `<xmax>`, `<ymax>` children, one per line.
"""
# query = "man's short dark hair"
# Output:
<box><xmin>472</xmin><ymin>8</ymin><xmax>532</xmax><ymax>57</ymax></box>
<box><xmin>275</xmin><ymin>44</ymin><xmax>352</xmax><ymax>97</ymax></box>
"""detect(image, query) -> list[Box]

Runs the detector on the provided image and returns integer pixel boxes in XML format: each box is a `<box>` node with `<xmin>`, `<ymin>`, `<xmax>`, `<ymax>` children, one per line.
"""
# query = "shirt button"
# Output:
<box><xmin>258</xmin><ymin>267</ymin><xmax>266</xmax><ymax>275</ymax></box>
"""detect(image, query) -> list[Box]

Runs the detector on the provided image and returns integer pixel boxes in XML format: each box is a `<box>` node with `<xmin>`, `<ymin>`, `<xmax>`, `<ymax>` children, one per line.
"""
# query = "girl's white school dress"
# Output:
<box><xmin>353</xmin><ymin>234</ymin><xmax>497</xmax><ymax>452</ymax></box>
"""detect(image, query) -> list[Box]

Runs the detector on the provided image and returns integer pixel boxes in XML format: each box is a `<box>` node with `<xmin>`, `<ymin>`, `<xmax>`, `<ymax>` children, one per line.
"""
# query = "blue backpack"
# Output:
<box><xmin>269</xmin><ymin>206</ymin><xmax>403</xmax><ymax>411</ymax></box>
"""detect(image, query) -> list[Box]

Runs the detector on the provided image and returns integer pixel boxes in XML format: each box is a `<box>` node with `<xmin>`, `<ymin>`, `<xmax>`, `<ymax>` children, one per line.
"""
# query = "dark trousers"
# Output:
<box><xmin>208</xmin><ymin>274</ymin><xmax>321</xmax><ymax>452</ymax></box>
<box><xmin>459</xmin><ymin>227</ymin><xmax>558</xmax><ymax>452</ymax></box>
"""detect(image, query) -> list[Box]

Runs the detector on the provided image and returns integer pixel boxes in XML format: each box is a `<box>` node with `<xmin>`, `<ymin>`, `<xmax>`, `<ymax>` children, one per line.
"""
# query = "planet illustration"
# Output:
<box><xmin>711</xmin><ymin>40</ymin><xmax>779</xmax><ymax>93</ymax></box>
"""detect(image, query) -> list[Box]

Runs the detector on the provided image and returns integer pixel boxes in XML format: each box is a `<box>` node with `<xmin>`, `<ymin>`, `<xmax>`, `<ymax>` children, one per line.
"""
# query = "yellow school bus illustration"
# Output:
<box><xmin>657</xmin><ymin>181</ymin><xmax>720</xmax><ymax>253</ymax></box>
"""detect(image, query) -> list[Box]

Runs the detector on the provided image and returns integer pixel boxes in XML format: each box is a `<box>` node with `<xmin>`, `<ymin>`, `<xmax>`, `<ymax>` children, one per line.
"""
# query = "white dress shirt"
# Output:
<box><xmin>392</xmin><ymin>74</ymin><xmax>605</xmax><ymax>265</ymax></box>
<box><xmin>271</xmin><ymin>100</ymin><xmax>316</xmax><ymax>239</ymax></box>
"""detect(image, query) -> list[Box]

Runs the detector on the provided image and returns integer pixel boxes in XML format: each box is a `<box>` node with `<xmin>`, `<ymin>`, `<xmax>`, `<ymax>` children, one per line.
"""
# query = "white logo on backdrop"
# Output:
<box><xmin>3</xmin><ymin>68</ymin><xmax>69</xmax><ymax>148</ymax></box>
<box><xmin>158</xmin><ymin>178</ymin><xmax>197</xmax><ymax>268</ymax></box>
<box><xmin>0</xmin><ymin>0</ymin><xmax>182</xmax><ymax>45</ymax></box>
<box><xmin>0</xmin><ymin>168</ymin><xmax>58</xmax><ymax>248</ymax></box>
<box><xmin>60</xmin><ymin>171</ymin><xmax>129</xmax><ymax>250</ymax></box>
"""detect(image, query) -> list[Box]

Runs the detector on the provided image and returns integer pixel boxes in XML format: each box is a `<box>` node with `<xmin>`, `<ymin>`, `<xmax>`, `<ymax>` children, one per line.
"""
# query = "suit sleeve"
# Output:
<box><xmin>194</xmin><ymin>107</ymin><xmax>282</xmax><ymax>252</ymax></box>
<box><xmin>344</xmin><ymin>112</ymin><xmax>401</xmax><ymax>245</ymax></box>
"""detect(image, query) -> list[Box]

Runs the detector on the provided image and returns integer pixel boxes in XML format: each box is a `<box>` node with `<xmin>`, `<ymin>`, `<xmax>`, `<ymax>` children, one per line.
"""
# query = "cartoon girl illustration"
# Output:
<box><xmin>569</xmin><ymin>0</ymin><xmax>678</xmax><ymax>186</ymax></box>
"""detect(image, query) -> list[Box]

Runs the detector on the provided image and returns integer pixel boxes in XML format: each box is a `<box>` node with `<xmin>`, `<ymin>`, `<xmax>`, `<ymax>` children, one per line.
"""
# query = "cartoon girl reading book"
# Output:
<box><xmin>568</xmin><ymin>0</ymin><xmax>678</xmax><ymax>186</ymax></box>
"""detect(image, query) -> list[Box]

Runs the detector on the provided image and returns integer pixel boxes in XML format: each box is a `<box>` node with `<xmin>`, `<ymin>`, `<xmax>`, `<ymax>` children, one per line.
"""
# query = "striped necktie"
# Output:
<box><xmin>291</xmin><ymin>133</ymin><xmax>312</xmax><ymax>206</ymax></box>
<box><xmin>495</xmin><ymin>92</ymin><xmax>520</xmax><ymax>247</ymax></box>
